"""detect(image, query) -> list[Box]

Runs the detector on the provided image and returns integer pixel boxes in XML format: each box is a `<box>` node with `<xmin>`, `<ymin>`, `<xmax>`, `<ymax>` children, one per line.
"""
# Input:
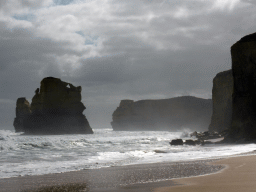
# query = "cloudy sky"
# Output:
<box><xmin>1</xmin><ymin>0</ymin><xmax>256</xmax><ymax>129</ymax></box>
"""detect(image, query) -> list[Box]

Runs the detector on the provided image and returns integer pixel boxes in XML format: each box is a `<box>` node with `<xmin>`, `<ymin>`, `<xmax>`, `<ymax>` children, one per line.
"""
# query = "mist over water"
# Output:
<box><xmin>0</xmin><ymin>128</ymin><xmax>256</xmax><ymax>179</ymax></box>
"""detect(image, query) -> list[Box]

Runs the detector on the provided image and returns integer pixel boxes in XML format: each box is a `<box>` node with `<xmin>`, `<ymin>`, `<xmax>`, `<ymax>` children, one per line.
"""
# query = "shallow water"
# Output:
<box><xmin>0</xmin><ymin>128</ymin><xmax>255</xmax><ymax>178</ymax></box>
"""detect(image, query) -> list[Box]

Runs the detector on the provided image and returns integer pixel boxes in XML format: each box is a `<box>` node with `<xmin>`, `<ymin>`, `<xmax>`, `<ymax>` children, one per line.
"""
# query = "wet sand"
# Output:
<box><xmin>155</xmin><ymin>155</ymin><xmax>256</xmax><ymax>192</ymax></box>
<box><xmin>0</xmin><ymin>159</ymin><xmax>223</xmax><ymax>192</ymax></box>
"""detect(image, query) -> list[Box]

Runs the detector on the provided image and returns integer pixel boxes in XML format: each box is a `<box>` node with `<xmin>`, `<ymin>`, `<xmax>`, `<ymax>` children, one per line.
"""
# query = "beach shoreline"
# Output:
<box><xmin>1</xmin><ymin>153</ymin><xmax>256</xmax><ymax>191</ymax></box>
<box><xmin>0</xmin><ymin>158</ymin><xmax>224</xmax><ymax>192</ymax></box>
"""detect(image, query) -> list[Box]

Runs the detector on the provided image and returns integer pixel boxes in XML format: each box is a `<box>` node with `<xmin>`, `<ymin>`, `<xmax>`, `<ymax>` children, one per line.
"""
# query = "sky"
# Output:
<box><xmin>1</xmin><ymin>0</ymin><xmax>256</xmax><ymax>129</ymax></box>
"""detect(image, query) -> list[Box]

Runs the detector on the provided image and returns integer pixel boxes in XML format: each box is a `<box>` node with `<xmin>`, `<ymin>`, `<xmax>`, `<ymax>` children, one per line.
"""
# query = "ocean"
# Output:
<box><xmin>1</xmin><ymin>128</ymin><xmax>256</xmax><ymax>179</ymax></box>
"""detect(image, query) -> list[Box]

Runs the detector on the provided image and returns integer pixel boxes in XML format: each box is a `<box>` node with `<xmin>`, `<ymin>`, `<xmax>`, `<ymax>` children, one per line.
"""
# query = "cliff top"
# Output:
<box><xmin>213</xmin><ymin>69</ymin><xmax>232</xmax><ymax>82</ymax></box>
<box><xmin>39</xmin><ymin>77</ymin><xmax>82</xmax><ymax>93</ymax></box>
<box><xmin>119</xmin><ymin>96</ymin><xmax>212</xmax><ymax>106</ymax></box>
<box><xmin>239</xmin><ymin>32</ymin><xmax>256</xmax><ymax>43</ymax></box>
<box><xmin>231</xmin><ymin>32</ymin><xmax>256</xmax><ymax>49</ymax></box>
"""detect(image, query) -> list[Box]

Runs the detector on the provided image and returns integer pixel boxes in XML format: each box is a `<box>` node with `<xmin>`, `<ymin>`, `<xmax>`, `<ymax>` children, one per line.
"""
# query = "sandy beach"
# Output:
<box><xmin>1</xmin><ymin>154</ymin><xmax>255</xmax><ymax>191</ymax></box>
<box><xmin>0</xmin><ymin>159</ymin><xmax>222</xmax><ymax>192</ymax></box>
<box><xmin>155</xmin><ymin>155</ymin><xmax>256</xmax><ymax>192</ymax></box>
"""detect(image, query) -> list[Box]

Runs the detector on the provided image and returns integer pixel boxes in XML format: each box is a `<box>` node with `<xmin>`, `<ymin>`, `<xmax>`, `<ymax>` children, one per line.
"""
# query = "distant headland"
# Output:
<box><xmin>111</xmin><ymin>96</ymin><xmax>212</xmax><ymax>131</ymax></box>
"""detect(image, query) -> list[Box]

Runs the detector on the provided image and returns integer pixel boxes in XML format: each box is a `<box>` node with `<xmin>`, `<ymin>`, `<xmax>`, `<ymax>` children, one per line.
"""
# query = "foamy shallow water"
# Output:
<box><xmin>0</xmin><ymin>128</ymin><xmax>255</xmax><ymax>178</ymax></box>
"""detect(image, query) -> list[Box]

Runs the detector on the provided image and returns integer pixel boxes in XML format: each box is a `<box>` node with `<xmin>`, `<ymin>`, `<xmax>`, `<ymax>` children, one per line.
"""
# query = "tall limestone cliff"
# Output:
<box><xmin>208</xmin><ymin>69</ymin><xmax>233</xmax><ymax>132</ymax></box>
<box><xmin>228</xmin><ymin>32</ymin><xmax>256</xmax><ymax>141</ymax></box>
<box><xmin>111</xmin><ymin>96</ymin><xmax>212</xmax><ymax>131</ymax></box>
<box><xmin>13</xmin><ymin>77</ymin><xmax>93</xmax><ymax>134</ymax></box>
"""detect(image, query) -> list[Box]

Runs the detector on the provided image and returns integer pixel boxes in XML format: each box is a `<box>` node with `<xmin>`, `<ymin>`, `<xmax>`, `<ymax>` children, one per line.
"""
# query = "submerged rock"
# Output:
<box><xmin>191</xmin><ymin>131</ymin><xmax>223</xmax><ymax>141</ymax></box>
<box><xmin>228</xmin><ymin>32</ymin><xmax>256</xmax><ymax>141</ymax></box>
<box><xmin>184</xmin><ymin>139</ymin><xmax>196</xmax><ymax>146</ymax></box>
<box><xmin>208</xmin><ymin>69</ymin><xmax>233</xmax><ymax>132</ymax></box>
<box><xmin>154</xmin><ymin>150</ymin><xmax>167</xmax><ymax>153</ymax></box>
<box><xmin>14</xmin><ymin>77</ymin><xmax>93</xmax><ymax>135</ymax></box>
<box><xmin>170</xmin><ymin>139</ymin><xmax>183</xmax><ymax>145</ymax></box>
<box><xmin>111</xmin><ymin>96</ymin><xmax>212</xmax><ymax>131</ymax></box>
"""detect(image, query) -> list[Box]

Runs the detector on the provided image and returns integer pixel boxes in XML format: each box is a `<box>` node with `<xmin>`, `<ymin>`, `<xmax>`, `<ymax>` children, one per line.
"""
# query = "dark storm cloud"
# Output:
<box><xmin>1</xmin><ymin>0</ymin><xmax>256</xmax><ymax>128</ymax></box>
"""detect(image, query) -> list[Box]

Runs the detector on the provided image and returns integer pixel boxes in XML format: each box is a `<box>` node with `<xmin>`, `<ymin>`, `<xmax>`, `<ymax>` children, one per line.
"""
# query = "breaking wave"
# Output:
<box><xmin>0</xmin><ymin>129</ymin><xmax>256</xmax><ymax>178</ymax></box>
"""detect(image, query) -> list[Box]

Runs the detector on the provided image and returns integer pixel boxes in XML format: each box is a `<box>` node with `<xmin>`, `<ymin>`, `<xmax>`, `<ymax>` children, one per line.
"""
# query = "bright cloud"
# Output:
<box><xmin>211</xmin><ymin>0</ymin><xmax>241</xmax><ymax>11</ymax></box>
<box><xmin>4</xmin><ymin>0</ymin><xmax>243</xmax><ymax>55</ymax></box>
<box><xmin>173</xmin><ymin>7</ymin><xmax>190</xmax><ymax>19</ymax></box>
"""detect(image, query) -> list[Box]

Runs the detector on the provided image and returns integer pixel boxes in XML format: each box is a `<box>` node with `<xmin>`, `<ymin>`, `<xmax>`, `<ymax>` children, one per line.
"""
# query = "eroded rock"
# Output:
<box><xmin>170</xmin><ymin>139</ymin><xmax>183</xmax><ymax>145</ymax></box>
<box><xmin>191</xmin><ymin>131</ymin><xmax>223</xmax><ymax>141</ymax></box>
<box><xmin>184</xmin><ymin>139</ymin><xmax>196</xmax><ymax>146</ymax></box>
<box><xmin>14</xmin><ymin>77</ymin><xmax>93</xmax><ymax>134</ymax></box>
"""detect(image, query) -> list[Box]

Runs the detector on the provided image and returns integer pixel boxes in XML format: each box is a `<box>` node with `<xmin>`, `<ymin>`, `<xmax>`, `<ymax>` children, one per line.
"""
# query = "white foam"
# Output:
<box><xmin>0</xmin><ymin>129</ymin><xmax>256</xmax><ymax>178</ymax></box>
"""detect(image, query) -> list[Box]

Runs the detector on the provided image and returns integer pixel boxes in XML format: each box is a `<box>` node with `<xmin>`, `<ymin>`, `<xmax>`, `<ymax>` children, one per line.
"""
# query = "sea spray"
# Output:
<box><xmin>0</xmin><ymin>129</ymin><xmax>256</xmax><ymax>178</ymax></box>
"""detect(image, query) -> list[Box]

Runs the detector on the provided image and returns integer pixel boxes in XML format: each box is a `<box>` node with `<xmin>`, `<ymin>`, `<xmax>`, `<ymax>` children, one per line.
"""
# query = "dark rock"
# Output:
<box><xmin>171</xmin><ymin>138</ymin><xmax>209</xmax><ymax>146</ymax></box>
<box><xmin>204</xmin><ymin>141</ymin><xmax>214</xmax><ymax>145</ymax></box>
<box><xmin>13</xmin><ymin>98</ymin><xmax>31</xmax><ymax>132</ymax></box>
<box><xmin>13</xmin><ymin>77</ymin><xmax>93</xmax><ymax>135</ymax></box>
<box><xmin>208</xmin><ymin>70</ymin><xmax>233</xmax><ymax>132</ymax></box>
<box><xmin>207</xmin><ymin>132</ymin><xmax>221</xmax><ymax>139</ymax></box>
<box><xmin>203</xmin><ymin>131</ymin><xmax>209</xmax><ymax>137</ymax></box>
<box><xmin>191</xmin><ymin>131</ymin><xmax>223</xmax><ymax>142</ymax></box>
<box><xmin>154</xmin><ymin>150</ymin><xmax>167</xmax><ymax>153</ymax></box>
<box><xmin>190</xmin><ymin>131</ymin><xmax>197</xmax><ymax>137</ymax></box>
<box><xmin>184</xmin><ymin>139</ymin><xmax>196</xmax><ymax>145</ymax></box>
<box><xmin>111</xmin><ymin>96</ymin><xmax>212</xmax><ymax>131</ymax></box>
<box><xmin>219</xmin><ymin>129</ymin><xmax>229</xmax><ymax>137</ymax></box>
<box><xmin>170</xmin><ymin>139</ymin><xmax>183</xmax><ymax>145</ymax></box>
<box><xmin>194</xmin><ymin>139</ymin><xmax>203</xmax><ymax>145</ymax></box>
<box><xmin>228</xmin><ymin>32</ymin><xmax>256</xmax><ymax>141</ymax></box>
<box><xmin>195</xmin><ymin>132</ymin><xmax>207</xmax><ymax>140</ymax></box>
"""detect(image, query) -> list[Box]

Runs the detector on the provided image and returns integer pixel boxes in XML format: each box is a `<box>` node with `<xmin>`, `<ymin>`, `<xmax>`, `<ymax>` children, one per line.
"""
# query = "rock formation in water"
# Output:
<box><xmin>228</xmin><ymin>32</ymin><xmax>256</xmax><ymax>141</ymax></box>
<box><xmin>111</xmin><ymin>96</ymin><xmax>212</xmax><ymax>131</ymax></box>
<box><xmin>13</xmin><ymin>98</ymin><xmax>31</xmax><ymax>132</ymax></box>
<box><xmin>208</xmin><ymin>69</ymin><xmax>233</xmax><ymax>132</ymax></box>
<box><xmin>13</xmin><ymin>77</ymin><xmax>93</xmax><ymax>134</ymax></box>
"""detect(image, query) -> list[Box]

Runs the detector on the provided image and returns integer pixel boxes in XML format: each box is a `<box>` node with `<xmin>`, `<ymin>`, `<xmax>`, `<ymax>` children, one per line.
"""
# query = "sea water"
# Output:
<box><xmin>0</xmin><ymin>128</ymin><xmax>256</xmax><ymax>178</ymax></box>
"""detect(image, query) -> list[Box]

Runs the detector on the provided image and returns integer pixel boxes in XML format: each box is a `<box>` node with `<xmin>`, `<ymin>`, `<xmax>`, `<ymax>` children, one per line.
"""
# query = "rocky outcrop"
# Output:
<box><xmin>13</xmin><ymin>98</ymin><xmax>31</xmax><ymax>132</ymax></box>
<box><xmin>228</xmin><ymin>33</ymin><xmax>256</xmax><ymax>141</ymax></box>
<box><xmin>14</xmin><ymin>77</ymin><xmax>93</xmax><ymax>134</ymax></box>
<box><xmin>208</xmin><ymin>69</ymin><xmax>233</xmax><ymax>132</ymax></box>
<box><xmin>191</xmin><ymin>131</ymin><xmax>226</xmax><ymax>140</ymax></box>
<box><xmin>170</xmin><ymin>139</ymin><xmax>183</xmax><ymax>145</ymax></box>
<box><xmin>111</xmin><ymin>96</ymin><xmax>212</xmax><ymax>131</ymax></box>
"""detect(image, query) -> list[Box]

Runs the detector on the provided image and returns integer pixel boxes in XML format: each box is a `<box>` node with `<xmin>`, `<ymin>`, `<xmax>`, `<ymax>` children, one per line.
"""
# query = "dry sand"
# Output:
<box><xmin>155</xmin><ymin>155</ymin><xmax>256</xmax><ymax>192</ymax></box>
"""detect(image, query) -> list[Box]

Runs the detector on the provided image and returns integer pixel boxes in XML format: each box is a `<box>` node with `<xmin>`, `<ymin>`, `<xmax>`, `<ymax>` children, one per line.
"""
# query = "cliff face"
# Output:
<box><xmin>208</xmin><ymin>69</ymin><xmax>233</xmax><ymax>132</ymax></box>
<box><xmin>14</xmin><ymin>77</ymin><xmax>93</xmax><ymax>134</ymax></box>
<box><xmin>228</xmin><ymin>33</ymin><xmax>256</xmax><ymax>141</ymax></box>
<box><xmin>111</xmin><ymin>96</ymin><xmax>212</xmax><ymax>131</ymax></box>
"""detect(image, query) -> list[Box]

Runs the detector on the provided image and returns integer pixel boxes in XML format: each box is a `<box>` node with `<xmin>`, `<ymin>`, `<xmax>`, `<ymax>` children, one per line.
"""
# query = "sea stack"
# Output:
<box><xmin>111</xmin><ymin>96</ymin><xmax>212</xmax><ymax>131</ymax></box>
<box><xmin>229</xmin><ymin>32</ymin><xmax>256</xmax><ymax>141</ymax></box>
<box><xmin>13</xmin><ymin>77</ymin><xmax>93</xmax><ymax>134</ymax></box>
<box><xmin>13</xmin><ymin>98</ymin><xmax>31</xmax><ymax>132</ymax></box>
<box><xmin>208</xmin><ymin>69</ymin><xmax>233</xmax><ymax>132</ymax></box>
